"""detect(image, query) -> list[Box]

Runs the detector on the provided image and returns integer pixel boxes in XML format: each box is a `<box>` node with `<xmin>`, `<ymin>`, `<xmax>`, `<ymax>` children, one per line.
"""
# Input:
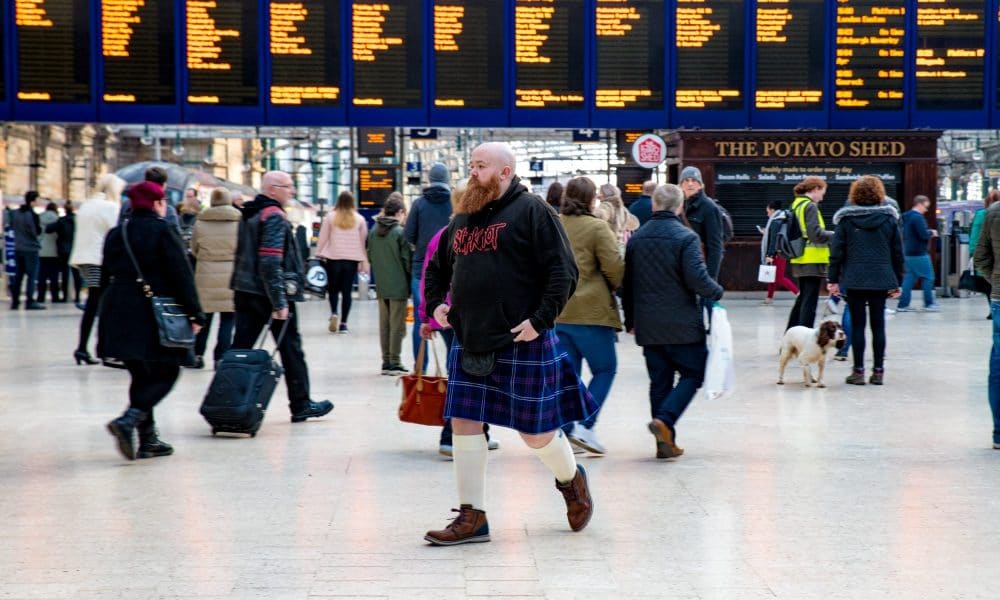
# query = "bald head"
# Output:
<box><xmin>473</xmin><ymin>142</ymin><xmax>516</xmax><ymax>170</ymax></box>
<box><xmin>469</xmin><ymin>142</ymin><xmax>517</xmax><ymax>198</ymax></box>
<box><xmin>262</xmin><ymin>170</ymin><xmax>295</xmax><ymax>204</ymax></box>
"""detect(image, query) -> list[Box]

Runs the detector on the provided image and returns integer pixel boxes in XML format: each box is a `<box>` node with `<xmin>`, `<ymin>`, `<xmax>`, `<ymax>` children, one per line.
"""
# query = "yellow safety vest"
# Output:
<box><xmin>790</xmin><ymin>195</ymin><xmax>830</xmax><ymax>265</ymax></box>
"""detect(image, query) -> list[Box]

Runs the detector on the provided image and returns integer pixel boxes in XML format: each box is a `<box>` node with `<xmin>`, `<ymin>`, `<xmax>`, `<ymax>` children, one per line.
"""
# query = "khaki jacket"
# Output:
<box><xmin>974</xmin><ymin>203</ymin><xmax>1000</xmax><ymax>300</ymax></box>
<box><xmin>191</xmin><ymin>205</ymin><xmax>241</xmax><ymax>313</ymax></box>
<box><xmin>556</xmin><ymin>214</ymin><xmax>625</xmax><ymax>330</ymax></box>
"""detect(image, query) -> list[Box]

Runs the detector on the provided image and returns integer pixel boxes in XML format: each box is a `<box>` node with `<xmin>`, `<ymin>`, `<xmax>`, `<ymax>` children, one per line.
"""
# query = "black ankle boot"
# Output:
<box><xmin>137</xmin><ymin>425</ymin><xmax>174</xmax><ymax>459</ymax></box>
<box><xmin>106</xmin><ymin>408</ymin><xmax>147</xmax><ymax>460</ymax></box>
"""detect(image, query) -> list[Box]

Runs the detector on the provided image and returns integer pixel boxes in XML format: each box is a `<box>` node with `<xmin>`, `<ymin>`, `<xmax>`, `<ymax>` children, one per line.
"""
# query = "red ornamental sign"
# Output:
<box><xmin>632</xmin><ymin>134</ymin><xmax>667</xmax><ymax>168</ymax></box>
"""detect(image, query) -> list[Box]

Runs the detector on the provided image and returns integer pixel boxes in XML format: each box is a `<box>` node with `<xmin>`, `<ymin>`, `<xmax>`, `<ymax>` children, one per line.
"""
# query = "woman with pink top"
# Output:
<box><xmin>316</xmin><ymin>191</ymin><xmax>369</xmax><ymax>333</ymax></box>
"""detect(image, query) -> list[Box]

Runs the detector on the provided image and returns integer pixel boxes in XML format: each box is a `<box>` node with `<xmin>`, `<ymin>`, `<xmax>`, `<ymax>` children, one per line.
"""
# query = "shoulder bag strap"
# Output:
<box><xmin>120</xmin><ymin>220</ymin><xmax>153</xmax><ymax>298</ymax></box>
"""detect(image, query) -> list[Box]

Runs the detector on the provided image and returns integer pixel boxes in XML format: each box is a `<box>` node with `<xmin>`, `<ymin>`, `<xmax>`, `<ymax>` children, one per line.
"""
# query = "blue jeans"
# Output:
<box><xmin>989</xmin><ymin>302</ymin><xmax>1000</xmax><ymax>444</ymax></box>
<box><xmin>898</xmin><ymin>254</ymin><xmax>936</xmax><ymax>309</ymax></box>
<box><xmin>834</xmin><ymin>296</ymin><xmax>852</xmax><ymax>356</ymax></box>
<box><xmin>410</xmin><ymin>276</ymin><xmax>426</xmax><ymax>372</ymax></box>
<box><xmin>556</xmin><ymin>324</ymin><xmax>618</xmax><ymax>430</ymax></box>
<box><xmin>643</xmin><ymin>342</ymin><xmax>708</xmax><ymax>436</ymax></box>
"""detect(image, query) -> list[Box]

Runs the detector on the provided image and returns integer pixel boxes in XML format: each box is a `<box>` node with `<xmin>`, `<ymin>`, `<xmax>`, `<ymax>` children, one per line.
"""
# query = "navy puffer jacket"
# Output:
<box><xmin>828</xmin><ymin>204</ymin><xmax>903</xmax><ymax>291</ymax></box>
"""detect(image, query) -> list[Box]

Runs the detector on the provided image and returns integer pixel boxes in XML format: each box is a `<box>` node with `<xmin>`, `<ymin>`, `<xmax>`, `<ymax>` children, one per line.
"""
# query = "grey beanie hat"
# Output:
<box><xmin>679</xmin><ymin>166</ymin><xmax>703</xmax><ymax>185</ymax></box>
<box><xmin>428</xmin><ymin>162</ymin><xmax>450</xmax><ymax>186</ymax></box>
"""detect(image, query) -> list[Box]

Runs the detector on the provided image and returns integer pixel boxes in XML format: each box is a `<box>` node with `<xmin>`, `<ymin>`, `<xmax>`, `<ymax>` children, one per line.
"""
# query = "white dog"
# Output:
<box><xmin>777</xmin><ymin>320</ymin><xmax>847</xmax><ymax>388</ymax></box>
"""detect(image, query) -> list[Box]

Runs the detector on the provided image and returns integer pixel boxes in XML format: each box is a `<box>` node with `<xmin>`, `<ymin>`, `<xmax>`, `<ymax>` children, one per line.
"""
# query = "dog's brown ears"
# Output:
<box><xmin>818</xmin><ymin>321</ymin><xmax>836</xmax><ymax>347</ymax></box>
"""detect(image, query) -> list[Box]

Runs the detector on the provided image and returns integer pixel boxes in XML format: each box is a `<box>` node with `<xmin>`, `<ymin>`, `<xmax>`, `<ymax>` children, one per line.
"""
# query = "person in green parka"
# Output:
<box><xmin>368</xmin><ymin>196</ymin><xmax>412</xmax><ymax>375</ymax></box>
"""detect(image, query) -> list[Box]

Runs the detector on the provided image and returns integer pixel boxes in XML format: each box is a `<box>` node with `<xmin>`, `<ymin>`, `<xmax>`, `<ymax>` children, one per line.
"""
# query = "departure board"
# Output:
<box><xmin>675</xmin><ymin>0</ymin><xmax>744</xmax><ymax>110</ymax></box>
<box><xmin>15</xmin><ymin>0</ymin><xmax>91</xmax><ymax>103</ymax></box>
<box><xmin>186</xmin><ymin>0</ymin><xmax>259</xmax><ymax>106</ymax></box>
<box><xmin>357</xmin><ymin>127</ymin><xmax>395</xmax><ymax>157</ymax></box>
<box><xmin>101</xmin><ymin>0</ymin><xmax>175</xmax><ymax>104</ymax></box>
<box><xmin>514</xmin><ymin>0</ymin><xmax>585</xmax><ymax>109</ymax></box>
<box><xmin>755</xmin><ymin>0</ymin><xmax>825</xmax><ymax>110</ymax></box>
<box><xmin>915</xmin><ymin>0</ymin><xmax>985</xmax><ymax>111</ymax></box>
<box><xmin>433</xmin><ymin>1</ymin><xmax>503</xmax><ymax>109</ymax></box>
<box><xmin>595</xmin><ymin>0</ymin><xmax>664</xmax><ymax>110</ymax></box>
<box><xmin>352</xmin><ymin>0</ymin><xmax>422</xmax><ymax>108</ymax></box>
<box><xmin>269</xmin><ymin>0</ymin><xmax>340</xmax><ymax>106</ymax></box>
<box><xmin>357</xmin><ymin>167</ymin><xmax>397</xmax><ymax>208</ymax></box>
<box><xmin>834</xmin><ymin>0</ymin><xmax>905</xmax><ymax>110</ymax></box>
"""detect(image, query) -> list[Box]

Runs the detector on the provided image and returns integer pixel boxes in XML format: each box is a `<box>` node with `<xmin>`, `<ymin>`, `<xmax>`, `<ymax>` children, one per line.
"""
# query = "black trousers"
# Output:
<box><xmin>124</xmin><ymin>360</ymin><xmax>180</xmax><ymax>428</ymax></box>
<box><xmin>846</xmin><ymin>289</ymin><xmax>887</xmax><ymax>371</ymax></box>
<box><xmin>194</xmin><ymin>311</ymin><xmax>235</xmax><ymax>361</ymax></box>
<box><xmin>323</xmin><ymin>259</ymin><xmax>358</xmax><ymax>323</ymax></box>
<box><xmin>77</xmin><ymin>286</ymin><xmax>104</xmax><ymax>353</ymax></box>
<box><xmin>786</xmin><ymin>275</ymin><xmax>822</xmax><ymax>331</ymax></box>
<box><xmin>62</xmin><ymin>257</ymin><xmax>82</xmax><ymax>302</ymax></box>
<box><xmin>37</xmin><ymin>257</ymin><xmax>62</xmax><ymax>302</ymax></box>
<box><xmin>11</xmin><ymin>250</ymin><xmax>39</xmax><ymax>306</ymax></box>
<box><xmin>232</xmin><ymin>292</ymin><xmax>311</xmax><ymax>412</ymax></box>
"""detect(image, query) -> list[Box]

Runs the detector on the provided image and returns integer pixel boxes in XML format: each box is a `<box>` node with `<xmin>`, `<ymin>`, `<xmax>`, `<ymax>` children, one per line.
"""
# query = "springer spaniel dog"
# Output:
<box><xmin>777</xmin><ymin>320</ymin><xmax>847</xmax><ymax>388</ymax></box>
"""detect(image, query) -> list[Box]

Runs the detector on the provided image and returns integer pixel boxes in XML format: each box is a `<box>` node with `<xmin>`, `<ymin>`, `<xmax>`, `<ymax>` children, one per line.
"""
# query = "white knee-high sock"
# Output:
<box><xmin>531</xmin><ymin>430</ymin><xmax>578</xmax><ymax>484</ymax></box>
<box><xmin>453</xmin><ymin>434</ymin><xmax>488</xmax><ymax>510</ymax></box>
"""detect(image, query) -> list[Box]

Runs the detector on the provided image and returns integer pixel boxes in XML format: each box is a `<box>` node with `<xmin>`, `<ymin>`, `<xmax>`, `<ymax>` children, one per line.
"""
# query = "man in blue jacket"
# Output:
<box><xmin>10</xmin><ymin>191</ymin><xmax>46</xmax><ymax>310</ymax></box>
<box><xmin>623</xmin><ymin>184</ymin><xmax>723</xmax><ymax>460</ymax></box>
<box><xmin>897</xmin><ymin>194</ymin><xmax>940</xmax><ymax>312</ymax></box>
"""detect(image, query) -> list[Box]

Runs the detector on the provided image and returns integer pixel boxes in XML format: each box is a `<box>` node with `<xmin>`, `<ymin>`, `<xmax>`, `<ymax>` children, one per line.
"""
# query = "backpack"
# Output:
<box><xmin>776</xmin><ymin>206</ymin><xmax>805</xmax><ymax>259</ymax></box>
<box><xmin>717</xmin><ymin>203</ymin><xmax>734</xmax><ymax>243</ymax></box>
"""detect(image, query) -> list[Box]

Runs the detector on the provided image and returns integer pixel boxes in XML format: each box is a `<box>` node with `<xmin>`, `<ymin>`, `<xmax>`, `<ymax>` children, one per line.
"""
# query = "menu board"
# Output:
<box><xmin>102</xmin><ymin>0</ymin><xmax>176</xmax><ymax>104</ymax></box>
<box><xmin>269</xmin><ymin>0</ymin><xmax>341</xmax><ymax>106</ymax></box>
<box><xmin>15</xmin><ymin>0</ymin><xmax>91</xmax><ymax>103</ymax></box>
<box><xmin>834</xmin><ymin>0</ymin><xmax>905</xmax><ymax>110</ymax></box>
<box><xmin>915</xmin><ymin>0</ymin><xmax>985</xmax><ymax>111</ymax></box>
<box><xmin>755</xmin><ymin>0</ymin><xmax>824</xmax><ymax>110</ymax></box>
<box><xmin>357</xmin><ymin>166</ymin><xmax>397</xmax><ymax>207</ymax></box>
<box><xmin>595</xmin><ymin>0</ymin><xmax>663</xmax><ymax>110</ymax></box>
<box><xmin>675</xmin><ymin>0</ymin><xmax>744</xmax><ymax>110</ymax></box>
<box><xmin>433</xmin><ymin>1</ymin><xmax>503</xmax><ymax>109</ymax></box>
<box><xmin>514</xmin><ymin>0</ymin><xmax>585</xmax><ymax>109</ymax></box>
<box><xmin>186</xmin><ymin>0</ymin><xmax>259</xmax><ymax>105</ymax></box>
<box><xmin>352</xmin><ymin>0</ymin><xmax>422</xmax><ymax>108</ymax></box>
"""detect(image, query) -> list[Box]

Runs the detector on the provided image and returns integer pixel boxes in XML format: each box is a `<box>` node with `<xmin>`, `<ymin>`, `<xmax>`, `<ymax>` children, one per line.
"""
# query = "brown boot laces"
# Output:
<box><xmin>445</xmin><ymin>507</ymin><xmax>475</xmax><ymax>532</ymax></box>
<box><xmin>557</xmin><ymin>478</ymin><xmax>579</xmax><ymax>502</ymax></box>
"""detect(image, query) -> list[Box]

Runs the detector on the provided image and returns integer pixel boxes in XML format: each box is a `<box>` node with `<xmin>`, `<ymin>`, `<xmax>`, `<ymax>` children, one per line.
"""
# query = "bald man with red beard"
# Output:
<box><xmin>422</xmin><ymin>143</ymin><xmax>597</xmax><ymax>546</ymax></box>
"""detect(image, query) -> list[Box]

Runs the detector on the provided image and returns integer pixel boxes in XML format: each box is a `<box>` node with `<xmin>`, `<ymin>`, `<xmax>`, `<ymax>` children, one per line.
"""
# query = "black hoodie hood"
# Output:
<box><xmin>422</xmin><ymin>185</ymin><xmax>451</xmax><ymax>205</ymax></box>
<box><xmin>833</xmin><ymin>204</ymin><xmax>899</xmax><ymax>229</ymax></box>
<box><xmin>241</xmin><ymin>194</ymin><xmax>282</xmax><ymax>221</ymax></box>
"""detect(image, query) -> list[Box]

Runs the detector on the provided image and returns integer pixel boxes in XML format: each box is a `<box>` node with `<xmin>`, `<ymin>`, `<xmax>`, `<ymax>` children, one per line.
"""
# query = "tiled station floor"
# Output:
<box><xmin>1</xmin><ymin>293</ymin><xmax>998</xmax><ymax>599</ymax></box>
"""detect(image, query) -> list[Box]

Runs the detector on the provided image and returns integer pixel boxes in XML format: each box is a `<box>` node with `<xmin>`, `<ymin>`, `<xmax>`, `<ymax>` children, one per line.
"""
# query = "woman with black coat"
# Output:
<box><xmin>827</xmin><ymin>176</ymin><xmax>904</xmax><ymax>386</ymax></box>
<box><xmin>100</xmin><ymin>182</ymin><xmax>206</xmax><ymax>460</ymax></box>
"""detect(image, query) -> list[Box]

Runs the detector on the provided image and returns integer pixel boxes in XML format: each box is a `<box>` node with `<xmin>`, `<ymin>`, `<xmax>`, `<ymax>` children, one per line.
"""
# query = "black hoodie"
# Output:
<box><xmin>424</xmin><ymin>177</ymin><xmax>578</xmax><ymax>353</ymax></box>
<box><xmin>828</xmin><ymin>204</ymin><xmax>903</xmax><ymax>291</ymax></box>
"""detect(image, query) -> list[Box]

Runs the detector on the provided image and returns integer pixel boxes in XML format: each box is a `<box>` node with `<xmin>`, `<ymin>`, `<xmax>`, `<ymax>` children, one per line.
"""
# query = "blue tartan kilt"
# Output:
<box><xmin>444</xmin><ymin>330</ymin><xmax>597</xmax><ymax>434</ymax></box>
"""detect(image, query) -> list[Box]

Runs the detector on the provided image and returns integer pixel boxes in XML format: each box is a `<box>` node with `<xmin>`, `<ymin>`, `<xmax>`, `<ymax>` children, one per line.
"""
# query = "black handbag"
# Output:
<box><xmin>121</xmin><ymin>220</ymin><xmax>196</xmax><ymax>349</ymax></box>
<box><xmin>959</xmin><ymin>269</ymin><xmax>992</xmax><ymax>295</ymax></box>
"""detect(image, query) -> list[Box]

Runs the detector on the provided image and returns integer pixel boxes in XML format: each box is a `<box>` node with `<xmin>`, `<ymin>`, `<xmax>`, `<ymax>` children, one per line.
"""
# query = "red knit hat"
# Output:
<box><xmin>128</xmin><ymin>181</ymin><xmax>164</xmax><ymax>211</ymax></box>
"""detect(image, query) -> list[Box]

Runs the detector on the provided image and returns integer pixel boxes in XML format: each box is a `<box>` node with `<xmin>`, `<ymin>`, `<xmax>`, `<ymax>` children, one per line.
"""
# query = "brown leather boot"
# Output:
<box><xmin>555</xmin><ymin>465</ymin><xmax>593</xmax><ymax>532</ymax></box>
<box><xmin>648</xmin><ymin>419</ymin><xmax>684</xmax><ymax>459</ymax></box>
<box><xmin>424</xmin><ymin>505</ymin><xmax>490</xmax><ymax>546</ymax></box>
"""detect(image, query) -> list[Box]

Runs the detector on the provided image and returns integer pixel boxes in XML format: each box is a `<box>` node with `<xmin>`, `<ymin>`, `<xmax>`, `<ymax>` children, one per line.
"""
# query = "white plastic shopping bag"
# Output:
<box><xmin>757</xmin><ymin>264</ymin><xmax>777</xmax><ymax>283</ymax></box>
<box><xmin>703</xmin><ymin>304</ymin><xmax>735</xmax><ymax>400</ymax></box>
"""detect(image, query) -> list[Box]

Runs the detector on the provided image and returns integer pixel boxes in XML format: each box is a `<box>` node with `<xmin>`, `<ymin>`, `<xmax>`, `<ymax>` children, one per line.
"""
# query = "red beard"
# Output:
<box><xmin>456</xmin><ymin>174</ymin><xmax>501</xmax><ymax>214</ymax></box>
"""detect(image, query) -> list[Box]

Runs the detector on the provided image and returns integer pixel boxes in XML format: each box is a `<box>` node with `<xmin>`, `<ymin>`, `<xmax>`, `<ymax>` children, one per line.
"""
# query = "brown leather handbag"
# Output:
<box><xmin>398</xmin><ymin>338</ymin><xmax>447</xmax><ymax>426</ymax></box>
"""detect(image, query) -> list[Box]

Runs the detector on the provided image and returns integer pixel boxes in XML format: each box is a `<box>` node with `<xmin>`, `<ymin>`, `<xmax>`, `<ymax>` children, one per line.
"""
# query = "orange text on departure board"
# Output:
<box><xmin>434</xmin><ymin>4</ymin><xmax>465</xmax><ymax>106</ymax></box>
<box><xmin>270</xmin><ymin>2</ymin><xmax>340</xmax><ymax>104</ymax></box>
<box><xmin>595</xmin><ymin>0</ymin><xmax>652</xmax><ymax>108</ymax></box>
<box><xmin>675</xmin><ymin>0</ymin><xmax>740</xmax><ymax>108</ymax></box>
<box><xmin>755</xmin><ymin>0</ymin><xmax>822</xmax><ymax>109</ymax></box>
<box><xmin>515</xmin><ymin>1</ymin><xmax>584</xmax><ymax>108</ymax></box>
<box><xmin>352</xmin><ymin>2</ymin><xmax>404</xmax><ymax>105</ymax></box>
<box><xmin>915</xmin><ymin>2</ymin><xmax>983</xmax><ymax>80</ymax></box>
<box><xmin>186</xmin><ymin>0</ymin><xmax>241</xmax><ymax>103</ymax></box>
<box><xmin>15</xmin><ymin>0</ymin><xmax>54</xmax><ymax>27</ymax></box>
<box><xmin>834</xmin><ymin>2</ymin><xmax>905</xmax><ymax>108</ymax></box>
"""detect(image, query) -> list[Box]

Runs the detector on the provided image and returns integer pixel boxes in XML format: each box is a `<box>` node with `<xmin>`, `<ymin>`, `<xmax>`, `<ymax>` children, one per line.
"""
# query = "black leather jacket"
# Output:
<box><xmin>230</xmin><ymin>195</ymin><xmax>304</xmax><ymax>309</ymax></box>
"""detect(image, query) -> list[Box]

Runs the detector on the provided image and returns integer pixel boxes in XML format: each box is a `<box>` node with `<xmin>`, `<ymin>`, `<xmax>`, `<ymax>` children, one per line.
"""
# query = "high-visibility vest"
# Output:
<box><xmin>789</xmin><ymin>195</ymin><xmax>830</xmax><ymax>265</ymax></box>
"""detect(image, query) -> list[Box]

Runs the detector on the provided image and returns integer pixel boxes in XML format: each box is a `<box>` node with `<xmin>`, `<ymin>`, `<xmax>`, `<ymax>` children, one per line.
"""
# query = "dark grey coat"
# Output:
<box><xmin>828</xmin><ymin>204</ymin><xmax>903</xmax><ymax>291</ymax></box>
<box><xmin>622</xmin><ymin>211</ymin><xmax>724</xmax><ymax>346</ymax></box>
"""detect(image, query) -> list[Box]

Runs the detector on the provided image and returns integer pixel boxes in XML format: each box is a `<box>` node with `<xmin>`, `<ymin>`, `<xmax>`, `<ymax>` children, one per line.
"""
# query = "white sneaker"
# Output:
<box><xmin>824</xmin><ymin>297</ymin><xmax>840</xmax><ymax>316</ymax></box>
<box><xmin>924</xmin><ymin>304</ymin><xmax>941</xmax><ymax>312</ymax></box>
<box><xmin>884</xmin><ymin>308</ymin><xmax>896</xmax><ymax>315</ymax></box>
<box><xmin>487</xmin><ymin>439</ymin><xmax>500</xmax><ymax>451</ymax></box>
<box><xmin>568</xmin><ymin>424</ymin><xmax>607</xmax><ymax>455</ymax></box>
<box><xmin>895</xmin><ymin>306</ymin><xmax>914</xmax><ymax>312</ymax></box>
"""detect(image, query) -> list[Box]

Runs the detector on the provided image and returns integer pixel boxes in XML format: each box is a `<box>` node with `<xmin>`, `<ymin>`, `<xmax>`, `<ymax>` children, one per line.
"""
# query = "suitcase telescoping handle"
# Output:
<box><xmin>254</xmin><ymin>316</ymin><xmax>292</xmax><ymax>359</ymax></box>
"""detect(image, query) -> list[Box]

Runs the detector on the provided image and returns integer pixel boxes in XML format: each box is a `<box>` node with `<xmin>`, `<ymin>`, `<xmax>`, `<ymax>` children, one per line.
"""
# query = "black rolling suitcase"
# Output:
<box><xmin>200</xmin><ymin>320</ymin><xmax>288</xmax><ymax>437</ymax></box>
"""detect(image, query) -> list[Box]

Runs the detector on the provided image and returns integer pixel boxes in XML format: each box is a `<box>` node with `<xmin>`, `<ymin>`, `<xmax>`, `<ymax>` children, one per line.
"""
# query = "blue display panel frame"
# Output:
<box><xmin>748</xmin><ymin>0</ymin><xmax>830</xmax><ymax>129</ymax></box>
<box><xmin>428</xmin><ymin>0</ymin><xmax>509</xmax><ymax>128</ymax></box>
<box><xmin>991</xmin><ymin>0</ymin><xmax>1000</xmax><ymax>129</ymax></box>
<box><xmin>181</xmin><ymin>0</ymin><xmax>266</xmax><ymax>126</ymax></box>
<box><xmin>909</xmin><ymin>0</ymin><xmax>991</xmax><ymax>130</ymax></box>
<box><xmin>0</xmin><ymin>0</ymin><xmax>11</xmax><ymax>121</ymax></box>
<box><xmin>96</xmin><ymin>0</ymin><xmax>183</xmax><ymax>124</ymax></box>
<box><xmin>11</xmin><ymin>0</ymin><xmax>98</xmax><ymax>123</ymax></box>
<box><xmin>347</xmin><ymin>0</ymin><xmax>428</xmax><ymax>127</ymax></box>
<box><xmin>669</xmin><ymin>0</ymin><xmax>750</xmax><ymax>130</ymax></box>
<box><xmin>509</xmin><ymin>0</ymin><xmax>591</xmax><ymax>128</ymax></box>
<box><xmin>589</xmin><ymin>0</ymin><xmax>670</xmax><ymax>129</ymax></box>
<box><xmin>264</xmin><ymin>0</ymin><xmax>348</xmax><ymax>126</ymax></box>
